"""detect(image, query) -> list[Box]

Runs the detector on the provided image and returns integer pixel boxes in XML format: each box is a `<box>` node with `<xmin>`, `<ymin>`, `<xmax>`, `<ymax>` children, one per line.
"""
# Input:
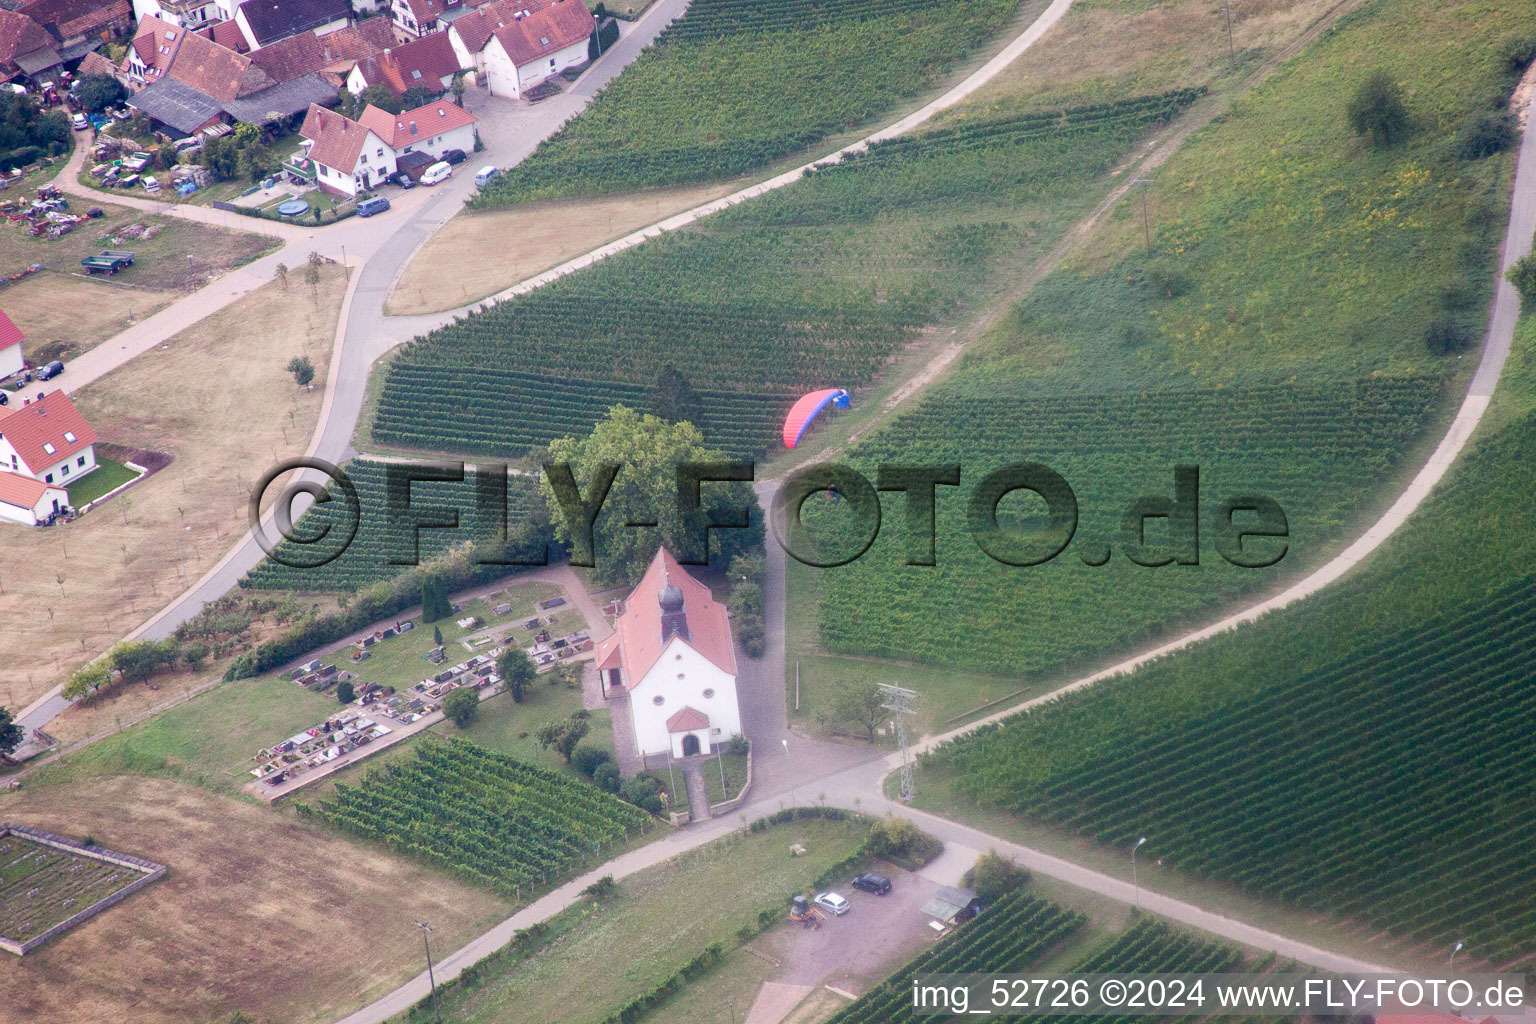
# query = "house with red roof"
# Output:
<box><xmin>388</xmin><ymin>0</ymin><xmax>496</xmax><ymax>41</ymax></box>
<box><xmin>0</xmin><ymin>309</ymin><xmax>23</xmax><ymax>382</ymax></box>
<box><xmin>300</xmin><ymin>96</ymin><xmax>474</xmax><ymax>193</ymax></box>
<box><xmin>482</xmin><ymin>0</ymin><xmax>591</xmax><ymax>99</ymax></box>
<box><xmin>344</xmin><ymin>29</ymin><xmax>459</xmax><ymax>96</ymax></box>
<box><xmin>594</xmin><ymin>547</ymin><xmax>742</xmax><ymax>763</ymax></box>
<box><xmin>0</xmin><ymin>8</ymin><xmax>62</xmax><ymax>83</ymax></box>
<box><xmin>0</xmin><ymin>390</ymin><xmax>98</xmax><ymax>525</ymax></box>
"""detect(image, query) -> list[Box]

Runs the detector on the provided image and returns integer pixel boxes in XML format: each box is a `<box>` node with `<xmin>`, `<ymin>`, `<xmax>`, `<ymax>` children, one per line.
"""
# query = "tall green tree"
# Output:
<box><xmin>358</xmin><ymin>84</ymin><xmax>403</xmax><ymax>114</ymax></box>
<box><xmin>541</xmin><ymin>406</ymin><xmax>764</xmax><ymax>585</ymax></box>
<box><xmin>1347</xmin><ymin>71</ymin><xmax>1410</xmax><ymax>148</ymax></box>
<box><xmin>443</xmin><ymin>686</ymin><xmax>480</xmax><ymax>727</ymax></box>
<box><xmin>496</xmin><ymin>647</ymin><xmax>537</xmax><ymax>703</ymax></box>
<box><xmin>0</xmin><ymin>706</ymin><xmax>22</xmax><ymax>757</ymax></box>
<box><xmin>75</xmin><ymin>74</ymin><xmax>127</xmax><ymax>113</ymax></box>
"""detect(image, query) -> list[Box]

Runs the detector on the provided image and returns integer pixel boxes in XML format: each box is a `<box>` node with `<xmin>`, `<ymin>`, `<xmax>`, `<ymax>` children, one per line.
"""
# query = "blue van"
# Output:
<box><xmin>357</xmin><ymin>194</ymin><xmax>391</xmax><ymax>217</ymax></box>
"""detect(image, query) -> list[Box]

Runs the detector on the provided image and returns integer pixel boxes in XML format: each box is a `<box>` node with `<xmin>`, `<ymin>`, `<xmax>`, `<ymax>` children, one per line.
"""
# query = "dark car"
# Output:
<box><xmin>389</xmin><ymin>171</ymin><xmax>417</xmax><ymax>189</ymax></box>
<box><xmin>37</xmin><ymin>360</ymin><xmax>64</xmax><ymax>381</ymax></box>
<box><xmin>851</xmin><ymin>872</ymin><xmax>891</xmax><ymax>895</ymax></box>
<box><xmin>441</xmin><ymin>148</ymin><xmax>467</xmax><ymax>166</ymax></box>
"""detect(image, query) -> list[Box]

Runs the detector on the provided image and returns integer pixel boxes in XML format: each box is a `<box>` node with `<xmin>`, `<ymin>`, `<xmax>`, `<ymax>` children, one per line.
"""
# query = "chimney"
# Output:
<box><xmin>409</xmin><ymin>120</ymin><xmax>417</xmax><ymax>135</ymax></box>
<box><xmin>659</xmin><ymin>581</ymin><xmax>689</xmax><ymax>644</ymax></box>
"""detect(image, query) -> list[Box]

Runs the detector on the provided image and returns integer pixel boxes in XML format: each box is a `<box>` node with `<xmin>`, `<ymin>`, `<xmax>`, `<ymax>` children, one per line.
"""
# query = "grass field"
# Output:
<box><xmin>397</xmin><ymin>815</ymin><xmax>872</xmax><ymax>1024</ymax></box>
<box><xmin>0</xmin><ymin>264</ymin><xmax>344</xmax><ymax>712</ymax></box>
<box><xmin>65</xmin><ymin>458</ymin><xmax>138</xmax><ymax>507</ymax></box>
<box><xmin>0</xmin><ymin>194</ymin><xmax>274</xmax><ymax>293</ymax></box>
<box><xmin>0</xmin><ymin>776</ymin><xmax>511</xmax><ymax>1024</ymax></box>
<box><xmin>372</xmin><ymin>90</ymin><xmax>1202</xmax><ymax>459</ymax></box>
<box><xmin>386</xmin><ymin>182</ymin><xmax>735</xmax><ymax>316</ymax></box>
<box><xmin>474</xmin><ymin>0</ymin><xmax>1026</xmax><ymax>206</ymax></box>
<box><xmin>1</xmin><ymin>272</ymin><xmax>175</xmax><ymax>364</ymax></box>
<box><xmin>909</xmin><ymin>309</ymin><xmax>1536</xmax><ymax>968</ymax></box>
<box><xmin>0</xmin><ymin>831</ymin><xmax>147</xmax><ymax>946</ymax></box>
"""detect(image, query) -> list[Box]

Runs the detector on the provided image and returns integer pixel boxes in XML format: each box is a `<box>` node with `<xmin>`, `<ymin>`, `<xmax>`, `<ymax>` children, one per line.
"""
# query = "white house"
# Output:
<box><xmin>0</xmin><ymin>390</ymin><xmax>99</xmax><ymax>487</ymax></box>
<box><xmin>445</xmin><ymin>0</ymin><xmax>522</xmax><ymax>76</ymax></box>
<box><xmin>0</xmin><ymin>472</ymin><xmax>68</xmax><ymax>526</ymax></box>
<box><xmin>0</xmin><ymin>309</ymin><xmax>23</xmax><ymax>381</ymax></box>
<box><xmin>130</xmin><ymin>0</ymin><xmax>222</xmax><ymax>32</ymax></box>
<box><xmin>344</xmin><ymin>30</ymin><xmax>460</xmax><ymax>96</ymax></box>
<box><xmin>595</xmin><ymin>548</ymin><xmax>741</xmax><ymax>763</ymax></box>
<box><xmin>482</xmin><ymin>0</ymin><xmax>591</xmax><ymax>99</ymax></box>
<box><xmin>359</xmin><ymin>97</ymin><xmax>476</xmax><ymax>160</ymax></box>
<box><xmin>298</xmin><ymin>102</ymin><xmax>396</xmax><ymax>195</ymax></box>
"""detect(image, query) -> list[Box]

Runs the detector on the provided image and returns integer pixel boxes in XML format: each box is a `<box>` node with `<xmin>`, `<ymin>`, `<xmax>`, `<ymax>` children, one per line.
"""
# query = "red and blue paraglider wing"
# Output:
<box><xmin>782</xmin><ymin>388</ymin><xmax>851</xmax><ymax>449</ymax></box>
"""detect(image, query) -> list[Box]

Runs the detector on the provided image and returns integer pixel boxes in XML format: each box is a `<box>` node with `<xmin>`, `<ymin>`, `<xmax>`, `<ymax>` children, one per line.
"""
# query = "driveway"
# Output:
<box><xmin>760</xmin><ymin>866</ymin><xmax>942</xmax><ymax>995</ymax></box>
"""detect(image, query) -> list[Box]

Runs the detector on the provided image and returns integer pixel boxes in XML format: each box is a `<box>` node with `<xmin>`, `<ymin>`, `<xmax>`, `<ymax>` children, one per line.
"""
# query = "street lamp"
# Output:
<box><xmin>1450</xmin><ymin>941</ymin><xmax>1464</xmax><ymax>969</ymax></box>
<box><xmin>1131</xmin><ymin>837</ymin><xmax>1148</xmax><ymax>908</ymax></box>
<box><xmin>415</xmin><ymin>920</ymin><xmax>441</xmax><ymax>1024</ymax></box>
<box><xmin>728</xmin><ymin>996</ymin><xmax>736</xmax><ymax>1024</ymax></box>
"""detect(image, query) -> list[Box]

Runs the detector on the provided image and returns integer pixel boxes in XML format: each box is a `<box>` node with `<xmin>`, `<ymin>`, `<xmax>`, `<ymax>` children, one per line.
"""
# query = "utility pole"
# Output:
<box><xmin>1221</xmin><ymin>0</ymin><xmax>1236</xmax><ymax>63</ymax></box>
<box><xmin>878</xmin><ymin>683</ymin><xmax>920</xmax><ymax>802</ymax></box>
<box><xmin>1131</xmin><ymin>836</ymin><xmax>1148</xmax><ymax>909</ymax></box>
<box><xmin>1133</xmin><ymin>179</ymin><xmax>1155</xmax><ymax>252</ymax></box>
<box><xmin>415</xmin><ymin>921</ymin><xmax>441</xmax><ymax>1024</ymax></box>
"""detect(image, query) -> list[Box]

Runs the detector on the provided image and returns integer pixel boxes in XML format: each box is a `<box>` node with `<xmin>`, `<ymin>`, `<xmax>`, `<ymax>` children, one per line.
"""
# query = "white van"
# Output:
<box><xmin>474</xmin><ymin>165</ymin><xmax>501</xmax><ymax>187</ymax></box>
<box><xmin>421</xmin><ymin>161</ymin><xmax>452</xmax><ymax>186</ymax></box>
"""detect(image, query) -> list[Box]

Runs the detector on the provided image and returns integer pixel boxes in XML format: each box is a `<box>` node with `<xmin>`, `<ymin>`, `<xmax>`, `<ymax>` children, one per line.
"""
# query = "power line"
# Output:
<box><xmin>879</xmin><ymin>682</ymin><xmax>920</xmax><ymax>802</ymax></box>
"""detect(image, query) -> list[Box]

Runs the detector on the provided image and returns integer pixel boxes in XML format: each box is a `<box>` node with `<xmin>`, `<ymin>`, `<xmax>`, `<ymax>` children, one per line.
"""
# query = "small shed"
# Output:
<box><xmin>920</xmin><ymin>885</ymin><xmax>982</xmax><ymax>926</ymax></box>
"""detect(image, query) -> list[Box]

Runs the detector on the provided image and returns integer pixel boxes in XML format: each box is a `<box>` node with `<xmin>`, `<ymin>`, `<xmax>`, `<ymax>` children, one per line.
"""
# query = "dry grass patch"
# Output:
<box><xmin>0</xmin><ymin>775</ymin><xmax>510</xmax><ymax>1024</ymax></box>
<box><xmin>386</xmin><ymin>182</ymin><xmax>734</xmax><ymax>315</ymax></box>
<box><xmin>0</xmin><ymin>265</ymin><xmax>346</xmax><ymax>713</ymax></box>
<box><xmin>3</xmin><ymin>273</ymin><xmax>177</xmax><ymax>364</ymax></box>
<box><xmin>943</xmin><ymin>0</ymin><xmax>1344</xmax><ymax>116</ymax></box>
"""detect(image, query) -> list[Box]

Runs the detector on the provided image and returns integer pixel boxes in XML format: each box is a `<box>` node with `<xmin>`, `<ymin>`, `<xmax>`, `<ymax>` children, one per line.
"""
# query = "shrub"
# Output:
<box><xmin>572</xmin><ymin>742</ymin><xmax>614</xmax><ymax>777</ymax></box>
<box><xmin>286</xmin><ymin>356</ymin><xmax>315</xmax><ymax>387</ymax></box>
<box><xmin>1506</xmin><ymin>252</ymin><xmax>1536</xmax><ymax>307</ymax></box>
<box><xmin>443</xmin><ymin>686</ymin><xmax>480</xmax><ymax>728</ymax></box>
<box><xmin>75</xmin><ymin>74</ymin><xmax>127</xmax><ymax>113</ymax></box>
<box><xmin>619</xmin><ymin>775</ymin><xmax>663</xmax><ymax>814</ymax></box>
<box><xmin>1423</xmin><ymin>318</ymin><xmax>1473</xmax><ymax>355</ymax></box>
<box><xmin>961</xmin><ymin>848</ymin><xmax>1030</xmax><ymax>901</ymax></box>
<box><xmin>735</xmin><ymin>611</ymin><xmax>765</xmax><ymax>658</ymax></box>
<box><xmin>1144</xmin><ymin>258</ymin><xmax>1190</xmax><ymax>298</ymax></box>
<box><xmin>1346</xmin><ymin>71</ymin><xmax>1410</xmax><ymax>148</ymax></box>
<box><xmin>336</xmin><ymin>680</ymin><xmax>356</xmax><ymax>703</ymax></box>
<box><xmin>594</xmin><ymin>762</ymin><xmax>621</xmax><ymax>793</ymax></box>
<box><xmin>581</xmin><ymin>874</ymin><xmax>618</xmax><ymax>899</ymax></box>
<box><xmin>1458</xmin><ymin>112</ymin><xmax>1516</xmax><ymax>160</ymax></box>
<box><xmin>726</xmin><ymin>733</ymin><xmax>749</xmax><ymax>756</ymax></box>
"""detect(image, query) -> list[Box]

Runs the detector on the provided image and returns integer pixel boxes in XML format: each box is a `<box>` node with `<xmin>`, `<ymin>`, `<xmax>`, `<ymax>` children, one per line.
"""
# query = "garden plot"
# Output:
<box><xmin>0</xmin><ymin>824</ymin><xmax>164</xmax><ymax>955</ymax></box>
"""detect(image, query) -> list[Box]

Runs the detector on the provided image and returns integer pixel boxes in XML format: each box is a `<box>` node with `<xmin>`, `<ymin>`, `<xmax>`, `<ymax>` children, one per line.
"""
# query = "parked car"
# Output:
<box><xmin>388</xmin><ymin>171</ymin><xmax>416</xmax><ymax>189</ymax></box>
<box><xmin>70</xmin><ymin>112</ymin><xmax>88</xmax><ymax>131</ymax></box>
<box><xmin>0</xmin><ymin>391</ymin><xmax>8</xmax><ymax>405</ymax></box>
<box><xmin>851</xmin><ymin>872</ymin><xmax>892</xmax><ymax>895</ymax></box>
<box><xmin>814</xmin><ymin>891</ymin><xmax>851</xmax><ymax>916</ymax></box>
<box><xmin>356</xmin><ymin>194</ymin><xmax>391</xmax><ymax>217</ymax></box>
<box><xmin>474</xmin><ymin>165</ymin><xmax>501</xmax><ymax>187</ymax></box>
<box><xmin>37</xmin><ymin>360</ymin><xmax>64</xmax><ymax>381</ymax></box>
<box><xmin>420</xmin><ymin>161</ymin><xmax>452</xmax><ymax>186</ymax></box>
<box><xmin>441</xmin><ymin>148</ymin><xmax>467</xmax><ymax>165</ymax></box>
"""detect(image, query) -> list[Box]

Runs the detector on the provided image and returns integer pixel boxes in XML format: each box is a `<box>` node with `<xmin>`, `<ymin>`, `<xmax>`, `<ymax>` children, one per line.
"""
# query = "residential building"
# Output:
<box><xmin>387</xmin><ymin>0</ymin><xmax>486</xmax><ymax>40</ymax></box>
<box><xmin>124</xmin><ymin>18</ymin><xmax>337</xmax><ymax>135</ymax></box>
<box><xmin>0</xmin><ymin>309</ymin><xmax>23</xmax><ymax>381</ymax></box>
<box><xmin>299</xmin><ymin>96</ymin><xmax>474</xmax><ymax>193</ymax></box>
<box><xmin>482</xmin><ymin>0</ymin><xmax>590</xmax><ymax>99</ymax></box>
<box><xmin>20</xmin><ymin>0</ymin><xmax>131</xmax><ymax>63</ymax></box>
<box><xmin>357</xmin><ymin>96</ymin><xmax>474</xmax><ymax>157</ymax></box>
<box><xmin>0</xmin><ymin>472</ymin><xmax>67</xmax><ymax>526</ymax></box>
<box><xmin>344</xmin><ymin>28</ymin><xmax>457</xmax><ymax>95</ymax></box>
<box><xmin>298</xmin><ymin>101</ymin><xmax>393</xmax><ymax>194</ymax></box>
<box><xmin>131</xmin><ymin>0</ymin><xmax>222</xmax><ymax>30</ymax></box>
<box><xmin>0</xmin><ymin>7</ymin><xmax>61</xmax><ymax>83</ymax></box>
<box><xmin>247</xmin><ymin>18</ymin><xmax>392</xmax><ymax>85</ymax></box>
<box><xmin>594</xmin><ymin>547</ymin><xmax>742</xmax><ymax>764</ymax></box>
<box><xmin>0</xmin><ymin>389</ymin><xmax>99</xmax><ymax>502</ymax></box>
<box><xmin>234</xmin><ymin>0</ymin><xmax>350</xmax><ymax>50</ymax></box>
<box><xmin>444</xmin><ymin>0</ymin><xmax>523</xmax><ymax>76</ymax></box>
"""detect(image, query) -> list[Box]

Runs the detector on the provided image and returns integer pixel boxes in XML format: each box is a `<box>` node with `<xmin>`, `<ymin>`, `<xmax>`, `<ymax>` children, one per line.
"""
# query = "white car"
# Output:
<box><xmin>420</xmin><ymin>161</ymin><xmax>452</xmax><ymax>186</ymax></box>
<box><xmin>814</xmin><ymin>891</ymin><xmax>850</xmax><ymax>916</ymax></box>
<box><xmin>71</xmin><ymin>112</ymin><xmax>89</xmax><ymax>131</ymax></box>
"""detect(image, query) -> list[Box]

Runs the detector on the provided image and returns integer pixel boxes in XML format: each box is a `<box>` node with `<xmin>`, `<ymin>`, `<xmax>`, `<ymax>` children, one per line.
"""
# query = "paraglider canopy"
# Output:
<box><xmin>783</xmin><ymin>388</ymin><xmax>851</xmax><ymax>449</ymax></box>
